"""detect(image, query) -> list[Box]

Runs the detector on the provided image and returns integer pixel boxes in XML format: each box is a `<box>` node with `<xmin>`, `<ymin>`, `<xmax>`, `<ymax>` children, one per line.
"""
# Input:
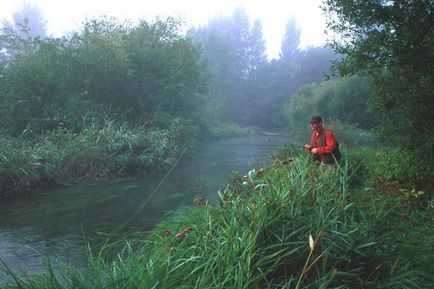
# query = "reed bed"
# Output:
<box><xmin>0</xmin><ymin>119</ymin><xmax>194</xmax><ymax>198</ymax></box>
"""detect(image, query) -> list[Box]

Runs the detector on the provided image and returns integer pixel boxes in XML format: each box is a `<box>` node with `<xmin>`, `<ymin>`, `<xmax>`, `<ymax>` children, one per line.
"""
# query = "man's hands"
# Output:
<box><xmin>304</xmin><ymin>144</ymin><xmax>319</xmax><ymax>154</ymax></box>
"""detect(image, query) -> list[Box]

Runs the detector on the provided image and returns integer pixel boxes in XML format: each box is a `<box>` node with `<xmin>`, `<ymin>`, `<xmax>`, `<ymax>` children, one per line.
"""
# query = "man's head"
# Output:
<box><xmin>310</xmin><ymin>115</ymin><xmax>322</xmax><ymax>131</ymax></box>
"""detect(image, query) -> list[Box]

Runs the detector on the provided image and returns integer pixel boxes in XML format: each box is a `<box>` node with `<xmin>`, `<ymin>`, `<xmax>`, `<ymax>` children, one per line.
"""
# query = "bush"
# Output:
<box><xmin>284</xmin><ymin>76</ymin><xmax>380</xmax><ymax>144</ymax></box>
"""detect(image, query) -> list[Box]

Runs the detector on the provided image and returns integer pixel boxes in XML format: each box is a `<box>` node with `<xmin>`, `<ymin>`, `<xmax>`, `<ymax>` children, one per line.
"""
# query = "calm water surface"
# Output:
<box><xmin>0</xmin><ymin>133</ymin><xmax>289</xmax><ymax>281</ymax></box>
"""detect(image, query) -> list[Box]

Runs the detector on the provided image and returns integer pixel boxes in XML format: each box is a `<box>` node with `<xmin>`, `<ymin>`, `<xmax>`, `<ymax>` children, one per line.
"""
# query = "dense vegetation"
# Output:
<box><xmin>0</xmin><ymin>17</ymin><xmax>206</xmax><ymax>134</ymax></box>
<box><xmin>284</xmin><ymin>76</ymin><xmax>380</xmax><ymax>145</ymax></box>
<box><xmin>285</xmin><ymin>0</ymin><xmax>433</xmax><ymax>184</ymax></box>
<box><xmin>0</xmin><ymin>118</ymin><xmax>196</xmax><ymax>198</ymax></box>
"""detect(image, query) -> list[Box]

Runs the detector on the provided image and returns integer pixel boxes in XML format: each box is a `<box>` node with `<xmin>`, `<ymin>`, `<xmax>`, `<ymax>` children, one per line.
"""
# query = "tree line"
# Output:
<box><xmin>188</xmin><ymin>8</ymin><xmax>339</xmax><ymax>127</ymax></box>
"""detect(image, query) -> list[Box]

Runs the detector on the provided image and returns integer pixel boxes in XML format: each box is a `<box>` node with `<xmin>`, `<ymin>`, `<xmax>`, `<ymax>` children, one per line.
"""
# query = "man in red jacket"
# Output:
<box><xmin>304</xmin><ymin>115</ymin><xmax>341</xmax><ymax>165</ymax></box>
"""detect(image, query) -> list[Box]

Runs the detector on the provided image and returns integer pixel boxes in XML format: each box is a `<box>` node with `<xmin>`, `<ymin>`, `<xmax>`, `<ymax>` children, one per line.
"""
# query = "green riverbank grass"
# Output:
<box><xmin>1</xmin><ymin>149</ymin><xmax>432</xmax><ymax>288</ymax></box>
<box><xmin>0</xmin><ymin>118</ymin><xmax>195</xmax><ymax>199</ymax></box>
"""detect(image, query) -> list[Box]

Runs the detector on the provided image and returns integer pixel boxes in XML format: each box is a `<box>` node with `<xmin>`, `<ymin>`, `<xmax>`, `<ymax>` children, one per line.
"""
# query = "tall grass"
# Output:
<box><xmin>0</xmin><ymin>117</ymin><xmax>196</xmax><ymax>198</ymax></box>
<box><xmin>3</xmin><ymin>152</ymin><xmax>429</xmax><ymax>288</ymax></box>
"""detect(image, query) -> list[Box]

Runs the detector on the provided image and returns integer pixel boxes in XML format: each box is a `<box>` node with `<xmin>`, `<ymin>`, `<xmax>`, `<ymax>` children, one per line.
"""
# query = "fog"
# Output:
<box><xmin>0</xmin><ymin>0</ymin><xmax>327</xmax><ymax>59</ymax></box>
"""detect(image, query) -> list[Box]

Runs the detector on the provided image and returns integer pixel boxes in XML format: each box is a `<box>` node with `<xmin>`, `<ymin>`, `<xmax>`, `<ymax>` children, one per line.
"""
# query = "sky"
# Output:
<box><xmin>0</xmin><ymin>0</ymin><xmax>327</xmax><ymax>59</ymax></box>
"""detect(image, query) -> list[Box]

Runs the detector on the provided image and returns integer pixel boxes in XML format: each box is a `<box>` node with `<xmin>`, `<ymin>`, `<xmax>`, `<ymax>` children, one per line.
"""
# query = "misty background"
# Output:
<box><xmin>0</xmin><ymin>2</ymin><xmax>366</xmax><ymax>133</ymax></box>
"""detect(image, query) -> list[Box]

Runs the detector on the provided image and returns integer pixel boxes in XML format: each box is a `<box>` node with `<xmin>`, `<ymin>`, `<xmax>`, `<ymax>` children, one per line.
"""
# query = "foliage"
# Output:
<box><xmin>0</xmin><ymin>17</ymin><xmax>206</xmax><ymax>135</ymax></box>
<box><xmin>353</xmin><ymin>147</ymin><xmax>434</xmax><ymax>185</ymax></box>
<box><xmin>250</xmin><ymin>19</ymin><xmax>339</xmax><ymax>128</ymax></box>
<box><xmin>3</xmin><ymin>154</ymin><xmax>432</xmax><ymax>288</ymax></box>
<box><xmin>9</xmin><ymin>2</ymin><xmax>47</xmax><ymax>39</ymax></box>
<box><xmin>322</xmin><ymin>0</ymin><xmax>434</xmax><ymax>163</ymax></box>
<box><xmin>326</xmin><ymin>119</ymin><xmax>381</xmax><ymax>148</ymax></box>
<box><xmin>284</xmin><ymin>76</ymin><xmax>380</xmax><ymax>143</ymax></box>
<box><xmin>0</xmin><ymin>2</ymin><xmax>47</xmax><ymax>65</ymax></box>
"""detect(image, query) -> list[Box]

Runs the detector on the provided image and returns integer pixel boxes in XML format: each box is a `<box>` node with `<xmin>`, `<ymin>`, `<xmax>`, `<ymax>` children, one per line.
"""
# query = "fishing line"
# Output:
<box><xmin>108</xmin><ymin>147</ymin><xmax>187</xmax><ymax>236</ymax></box>
<box><xmin>205</xmin><ymin>144</ymin><xmax>284</xmax><ymax>147</ymax></box>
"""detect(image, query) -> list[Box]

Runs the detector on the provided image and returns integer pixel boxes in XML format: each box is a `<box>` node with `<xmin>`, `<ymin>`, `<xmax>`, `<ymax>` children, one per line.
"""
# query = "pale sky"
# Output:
<box><xmin>0</xmin><ymin>0</ymin><xmax>327</xmax><ymax>59</ymax></box>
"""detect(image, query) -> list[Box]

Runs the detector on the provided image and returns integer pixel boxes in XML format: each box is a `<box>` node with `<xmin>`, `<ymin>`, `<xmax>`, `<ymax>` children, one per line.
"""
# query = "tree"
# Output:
<box><xmin>279</xmin><ymin>17</ymin><xmax>301</xmax><ymax>68</ymax></box>
<box><xmin>284</xmin><ymin>76</ymin><xmax>379</xmax><ymax>145</ymax></box>
<box><xmin>190</xmin><ymin>12</ymin><xmax>337</xmax><ymax>128</ymax></box>
<box><xmin>266</xmin><ymin>19</ymin><xmax>337</xmax><ymax>127</ymax></box>
<box><xmin>0</xmin><ymin>2</ymin><xmax>47</xmax><ymax>65</ymax></box>
<box><xmin>294</xmin><ymin>47</ymin><xmax>339</xmax><ymax>85</ymax></box>
<box><xmin>0</xmin><ymin>17</ymin><xmax>206</xmax><ymax>134</ymax></box>
<box><xmin>189</xmin><ymin>8</ymin><xmax>268</xmax><ymax>125</ymax></box>
<box><xmin>10</xmin><ymin>2</ymin><xmax>47</xmax><ymax>39</ymax></box>
<box><xmin>323</xmin><ymin>0</ymin><xmax>434</xmax><ymax>161</ymax></box>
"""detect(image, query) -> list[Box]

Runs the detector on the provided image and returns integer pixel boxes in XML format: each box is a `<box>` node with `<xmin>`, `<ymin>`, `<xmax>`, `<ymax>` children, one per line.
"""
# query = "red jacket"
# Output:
<box><xmin>310</xmin><ymin>128</ymin><xmax>337</xmax><ymax>154</ymax></box>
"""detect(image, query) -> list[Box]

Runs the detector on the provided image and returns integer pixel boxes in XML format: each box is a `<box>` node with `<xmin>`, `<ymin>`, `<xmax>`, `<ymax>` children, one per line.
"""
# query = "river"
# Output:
<box><xmin>0</xmin><ymin>133</ymin><xmax>289</xmax><ymax>282</ymax></box>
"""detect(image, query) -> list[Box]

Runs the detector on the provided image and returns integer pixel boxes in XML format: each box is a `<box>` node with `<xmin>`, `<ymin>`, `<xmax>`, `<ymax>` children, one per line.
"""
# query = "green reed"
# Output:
<box><xmin>0</xmin><ymin>118</ymin><xmax>194</xmax><ymax>198</ymax></box>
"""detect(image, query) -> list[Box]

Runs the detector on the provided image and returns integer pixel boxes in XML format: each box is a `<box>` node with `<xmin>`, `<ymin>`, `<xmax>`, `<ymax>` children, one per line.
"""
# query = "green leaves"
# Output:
<box><xmin>0</xmin><ymin>17</ymin><xmax>206</xmax><ymax>135</ymax></box>
<box><xmin>284</xmin><ymin>76</ymin><xmax>379</xmax><ymax>145</ymax></box>
<box><xmin>323</xmin><ymin>0</ymin><xmax>434</xmax><ymax>165</ymax></box>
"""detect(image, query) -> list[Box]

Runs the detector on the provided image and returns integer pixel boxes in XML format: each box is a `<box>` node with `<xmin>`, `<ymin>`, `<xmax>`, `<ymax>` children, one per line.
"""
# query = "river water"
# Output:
<box><xmin>0</xmin><ymin>133</ymin><xmax>289</xmax><ymax>282</ymax></box>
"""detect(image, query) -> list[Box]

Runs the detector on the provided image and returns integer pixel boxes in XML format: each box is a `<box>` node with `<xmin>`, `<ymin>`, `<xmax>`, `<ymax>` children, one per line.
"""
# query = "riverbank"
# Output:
<box><xmin>2</xmin><ymin>146</ymin><xmax>432</xmax><ymax>288</ymax></box>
